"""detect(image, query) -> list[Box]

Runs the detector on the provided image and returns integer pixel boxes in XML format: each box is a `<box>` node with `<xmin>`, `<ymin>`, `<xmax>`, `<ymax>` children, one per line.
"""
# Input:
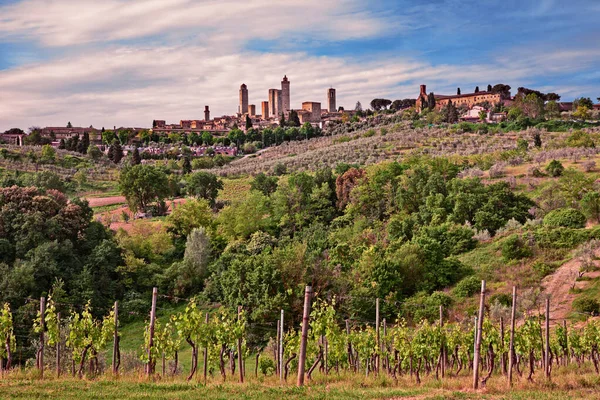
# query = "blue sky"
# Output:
<box><xmin>0</xmin><ymin>0</ymin><xmax>599</xmax><ymax>130</ymax></box>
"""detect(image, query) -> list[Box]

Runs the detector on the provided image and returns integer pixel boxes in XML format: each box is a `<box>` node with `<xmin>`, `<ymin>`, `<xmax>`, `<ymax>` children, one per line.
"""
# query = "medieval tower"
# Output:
<box><xmin>281</xmin><ymin>75</ymin><xmax>290</xmax><ymax>118</ymax></box>
<box><xmin>268</xmin><ymin>89</ymin><xmax>282</xmax><ymax>119</ymax></box>
<box><xmin>239</xmin><ymin>84</ymin><xmax>249</xmax><ymax>115</ymax></box>
<box><xmin>261</xmin><ymin>101</ymin><xmax>269</xmax><ymax>120</ymax></box>
<box><xmin>204</xmin><ymin>105</ymin><xmax>210</xmax><ymax>121</ymax></box>
<box><xmin>327</xmin><ymin>88</ymin><xmax>336</xmax><ymax>112</ymax></box>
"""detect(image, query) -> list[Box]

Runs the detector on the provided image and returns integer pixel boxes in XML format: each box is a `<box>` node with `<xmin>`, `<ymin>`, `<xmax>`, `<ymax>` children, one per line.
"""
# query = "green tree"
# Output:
<box><xmin>119</xmin><ymin>164</ymin><xmax>170</xmax><ymax>213</ymax></box>
<box><xmin>573</xmin><ymin>106</ymin><xmax>591</xmax><ymax>121</ymax></box>
<box><xmin>582</xmin><ymin>192</ymin><xmax>600</xmax><ymax>223</ymax></box>
<box><xmin>250</xmin><ymin>173</ymin><xmax>278</xmax><ymax>196</ymax></box>
<box><xmin>131</xmin><ymin>147</ymin><xmax>141</xmax><ymax>165</ymax></box>
<box><xmin>573</xmin><ymin>97</ymin><xmax>594</xmax><ymax>110</ymax></box>
<box><xmin>245</xmin><ymin>115</ymin><xmax>252</xmax><ymax>130</ymax></box>
<box><xmin>184</xmin><ymin>172</ymin><xmax>223</xmax><ymax>206</ymax></box>
<box><xmin>167</xmin><ymin>198</ymin><xmax>213</xmax><ymax>238</ymax></box>
<box><xmin>87</xmin><ymin>144</ymin><xmax>102</xmax><ymax>160</ymax></box>
<box><xmin>108</xmin><ymin>139</ymin><xmax>123</xmax><ymax>164</ymax></box>
<box><xmin>546</xmin><ymin>160</ymin><xmax>565</xmax><ymax>177</ymax></box>
<box><xmin>182</xmin><ymin>156</ymin><xmax>192</xmax><ymax>174</ymax></box>
<box><xmin>545</xmin><ymin>101</ymin><xmax>561</xmax><ymax>119</ymax></box>
<box><xmin>288</xmin><ymin>110</ymin><xmax>301</xmax><ymax>127</ymax></box>
<box><xmin>218</xmin><ymin>191</ymin><xmax>271</xmax><ymax>240</ymax></box>
<box><xmin>40</xmin><ymin>144</ymin><xmax>56</xmax><ymax>164</ymax></box>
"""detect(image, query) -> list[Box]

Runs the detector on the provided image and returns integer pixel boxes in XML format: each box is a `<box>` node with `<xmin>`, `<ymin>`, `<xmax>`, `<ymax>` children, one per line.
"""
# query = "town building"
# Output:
<box><xmin>239</xmin><ymin>84</ymin><xmax>249</xmax><ymax>115</ymax></box>
<box><xmin>261</xmin><ymin>101</ymin><xmax>269</xmax><ymax>120</ymax></box>
<box><xmin>415</xmin><ymin>84</ymin><xmax>505</xmax><ymax>112</ymax></box>
<box><xmin>297</xmin><ymin>102</ymin><xmax>322</xmax><ymax>124</ymax></box>
<box><xmin>327</xmin><ymin>88</ymin><xmax>336</xmax><ymax>113</ymax></box>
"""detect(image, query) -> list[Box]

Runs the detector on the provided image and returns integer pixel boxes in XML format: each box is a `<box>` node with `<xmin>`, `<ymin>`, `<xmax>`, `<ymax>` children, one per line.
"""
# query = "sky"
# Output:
<box><xmin>0</xmin><ymin>0</ymin><xmax>599</xmax><ymax>131</ymax></box>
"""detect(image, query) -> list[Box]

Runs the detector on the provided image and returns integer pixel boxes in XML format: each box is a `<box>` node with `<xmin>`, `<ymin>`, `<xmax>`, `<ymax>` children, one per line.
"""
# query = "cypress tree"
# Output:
<box><xmin>427</xmin><ymin>92</ymin><xmax>436</xmax><ymax>111</ymax></box>
<box><xmin>245</xmin><ymin>115</ymin><xmax>252</xmax><ymax>130</ymax></box>
<box><xmin>109</xmin><ymin>139</ymin><xmax>123</xmax><ymax>164</ymax></box>
<box><xmin>58</xmin><ymin>139</ymin><xmax>66</xmax><ymax>150</ymax></box>
<box><xmin>487</xmin><ymin>84</ymin><xmax>492</xmax><ymax>92</ymax></box>
<box><xmin>475</xmin><ymin>86</ymin><xmax>480</xmax><ymax>93</ymax></box>
<box><xmin>457</xmin><ymin>88</ymin><xmax>461</xmax><ymax>95</ymax></box>
<box><xmin>182</xmin><ymin>156</ymin><xmax>192</xmax><ymax>174</ymax></box>
<box><xmin>132</xmin><ymin>147</ymin><xmax>141</xmax><ymax>165</ymax></box>
<box><xmin>279</xmin><ymin>113</ymin><xmax>286</xmax><ymax>127</ymax></box>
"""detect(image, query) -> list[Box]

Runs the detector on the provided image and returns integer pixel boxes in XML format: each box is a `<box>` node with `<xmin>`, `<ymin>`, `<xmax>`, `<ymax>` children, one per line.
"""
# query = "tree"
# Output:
<box><xmin>370</xmin><ymin>99</ymin><xmax>392</xmax><ymax>111</ymax></box>
<box><xmin>573</xmin><ymin>97</ymin><xmax>593</xmax><ymax>110</ymax></box>
<box><xmin>131</xmin><ymin>147</ymin><xmax>141</xmax><ymax>165</ymax></box>
<box><xmin>441</xmin><ymin>100</ymin><xmax>459</xmax><ymax>123</ymax></box>
<box><xmin>279</xmin><ymin>113</ymin><xmax>286</xmax><ymax>127</ymax></box>
<box><xmin>250</xmin><ymin>172</ymin><xmax>278</xmax><ymax>196</ymax></box>
<box><xmin>184</xmin><ymin>172</ymin><xmax>223</xmax><ymax>206</ymax></box>
<box><xmin>582</xmin><ymin>192</ymin><xmax>600</xmax><ymax>223</ymax></box>
<box><xmin>119</xmin><ymin>164</ymin><xmax>170</xmax><ymax>213</ymax></box>
<box><xmin>87</xmin><ymin>145</ymin><xmax>102</xmax><ymax>160</ymax></box>
<box><xmin>475</xmin><ymin>86</ymin><xmax>480</xmax><ymax>93</ymax></box>
<box><xmin>491</xmin><ymin>84</ymin><xmax>512</xmax><ymax>99</ymax></box>
<box><xmin>478</xmin><ymin>110</ymin><xmax>487</xmax><ymax>122</ymax></box>
<box><xmin>545</xmin><ymin>101</ymin><xmax>561</xmax><ymax>119</ymax></box>
<box><xmin>245</xmin><ymin>115</ymin><xmax>252</xmax><ymax>130</ymax></box>
<box><xmin>355</xmin><ymin>101</ymin><xmax>363</xmax><ymax>112</ymax></box>
<box><xmin>573</xmin><ymin>105</ymin><xmax>591</xmax><ymax>121</ymax></box>
<box><xmin>78</xmin><ymin>132</ymin><xmax>90</xmax><ymax>154</ymax></box>
<box><xmin>108</xmin><ymin>139</ymin><xmax>123</xmax><ymax>164</ymax></box>
<box><xmin>40</xmin><ymin>144</ymin><xmax>56</xmax><ymax>164</ymax></box>
<box><xmin>201</xmin><ymin>131</ymin><xmax>214</xmax><ymax>146</ymax></box>
<box><xmin>487</xmin><ymin>84</ymin><xmax>492</xmax><ymax>92</ymax></box>
<box><xmin>516</xmin><ymin>93</ymin><xmax>545</xmax><ymax>119</ymax></box>
<box><xmin>167</xmin><ymin>198</ymin><xmax>213</xmax><ymax>238</ymax></box>
<box><xmin>546</xmin><ymin>160</ymin><xmax>565</xmax><ymax>177</ymax></box>
<box><xmin>288</xmin><ymin>110</ymin><xmax>301</xmax><ymax>127</ymax></box>
<box><xmin>427</xmin><ymin>92</ymin><xmax>436</xmax><ymax>111</ymax></box>
<box><xmin>182</xmin><ymin>156</ymin><xmax>192</xmax><ymax>174</ymax></box>
<box><xmin>67</xmin><ymin>121</ymin><xmax>73</xmax><ymax>128</ymax></box>
<box><xmin>533</xmin><ymin>131</ymin><xmax>542</xmax><ymax>148</ymax></box>
<box><xmin>457</xmin><ymin>88</ymin><xmax>461</xmax><ymax>95</ymax></box>
<box><xmin>58</xmin><ymin>139</ymin><xmax>66</xmax><ymax>150</ymax></box>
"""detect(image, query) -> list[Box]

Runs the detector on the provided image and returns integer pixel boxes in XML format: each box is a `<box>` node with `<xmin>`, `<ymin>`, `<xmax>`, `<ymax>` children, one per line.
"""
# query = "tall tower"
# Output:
<box><xmin>281</xmin><ymin>75</ymin><xmax>290</xmax><ymax>117</ymax></box>
<box><xmin>327</xmin><ymin>88</ymin><xmax>336</xmax><ymax>112</ymax></box>
<box><xmin>268</xmin><ymin>89</ymin><xmax>282</xmax><ymax>119</ymax></box>
<box><xmin>204</xmin><ymin>105</ymin><xmax>210</xmax><ymax>122</ymax></box>
<box><xmin>239</xmin><ymin>84</ymin><xmax>248</xmax><ymax>115</ymax></box>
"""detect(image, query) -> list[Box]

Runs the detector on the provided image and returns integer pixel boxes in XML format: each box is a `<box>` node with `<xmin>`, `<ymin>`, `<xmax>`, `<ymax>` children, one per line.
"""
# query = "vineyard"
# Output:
<box><xmin>2</xmin><ymin>282</ymin><xmax>600</xmax><ymax>399</ymax></box>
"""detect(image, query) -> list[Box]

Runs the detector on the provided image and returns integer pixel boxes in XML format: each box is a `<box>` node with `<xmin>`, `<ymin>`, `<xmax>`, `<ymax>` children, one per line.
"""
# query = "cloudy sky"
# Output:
<box><xmin>0</xmin><ymin>0</ymin><xmax>599</xmax><ymax>131</ymax></box>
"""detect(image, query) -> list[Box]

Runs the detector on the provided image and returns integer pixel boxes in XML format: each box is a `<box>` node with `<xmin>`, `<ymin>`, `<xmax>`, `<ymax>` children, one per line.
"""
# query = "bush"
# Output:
<box><xmin>490</xmin><ymin>293</ymin><xmax>512</xmax><ymax>307</ymax></box>
<box><xmin>532</xmin><ymin>261</ymin><xmax>557</xmax><ymax>278</ymax></box>
<box><xmin>545</xmin><ymin>160</ymin><xmax>564</xmax><ymax>177</ymax></box>
<box><xmin>573</xmin><ymin>297</ymin><xmax>600</xmax><ymax>315</ymax></box>
<box><xmin>501</xmin><ymin>234</ymin><xmax>532</xmax><ymax>261</ymax></box>
<box><xmin>534</xmin><ymin>227</ymin><xmax>590</xmax><ymax>248</ymax></box>
<box><xmin>273</xmin><ymin>163</ymin><xmax>287</xmax><ymax>176</ymax></box>
<box><xmin>402</xmin><ymin>291</ymin><xmax>453</xmax><ymax>323</ymax></box>
<box><xmin>258</xmin><ymin>357</ymin><xmax>276</xmax><ymax>376</ymax></box>
<box><xmin>543</xmin><ymin>208</ymin><xmax>587</xmax><ymax>228</ymax></box>
<box><xmin>453</xmin><ymin>275</ymin><xmax>481</xmax><ymax>298</ymax></box>
<box><xmin>565</xmin><ymin>130</ymin><xmax>595</xmax><ymax>148</ymax></box>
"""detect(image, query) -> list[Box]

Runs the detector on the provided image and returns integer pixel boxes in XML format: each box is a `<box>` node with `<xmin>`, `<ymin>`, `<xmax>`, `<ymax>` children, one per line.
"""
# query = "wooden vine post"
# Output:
<box><xmin>439</xmin><ymin>305</ymin><xmax>445</xmax><ymax>378</ymax></box>
<box><xmin>473</xmin><ymin>280</ymin><xmax>485</xmax><ymax>390</ymax></box>
<box><xmin>112</xmin><ymin>301</ymin><xmax>119</xmax><ymax>374</ymax></box>
<box><xmin>237</xmin><ymin>306</ymin><xmax>244</xmax><ymax>383</ymax></box>
<box><xmin>38</xmin><ymin>297</ymin><xmax>46</xmax><ymax>378</ymax></box>
<box><xmin>297</xmin><ymin>285</ymin><xmax>313</xmax><ymax>387</ymax></box>
<box><xmin>203</xmin><ymin>313</ymin><xmax>209</xmax><ymax>384</ymax></box>
<box><xmin>545</xmin><ymin>297</ymin><xmax>550</xmax><ymax>380</ymax></box>
<box><xmin>56</xmin><ymin>312</ymin><xmax>60</xmax><ymax>377</ymax></box>
<box><xmin>375</xmin><ymin>298</ymin><xmax>380</xmax><ymax>374</ymax></box>
<box><xmin>508</xmin><ymin>286</ymin><xmax>517</xmax><ymax>387</ymax></box>
<box><xmin>279</xmin><ymin>309</ymin><xmax>284</xmax><ymax>384</ymax></box>
<box><xmin>146</xmin><ymin>287</ymin><xmax>157</xmax><ymax>376</ymax></box>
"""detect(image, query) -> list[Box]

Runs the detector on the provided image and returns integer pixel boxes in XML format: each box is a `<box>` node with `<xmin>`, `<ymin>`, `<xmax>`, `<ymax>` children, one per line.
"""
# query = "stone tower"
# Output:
<box><xmin>248</xmin><ymin>104</ymin><xmax>256</xmax><ymax>117</ymax></box>
<box><xmin>204</xmin><ymin>105</ymin><xmax>210</xmax><ymax>122</ymax></box>
<box><xmin>261</xmin><ymin>101</ymin><xmax>269</xmax><ymax>119</ymax></box>
<box><xmin>281</xmin><ymin>75</ymin><xmax>290</xmax><ymax>117</ymax></box>
<box><xmin>327</xmin><ymin>88</ymin><xmax>336</xmax><ymax>113</ymax></box>
<box><xmin>268</xmin><ymin>89</ymin><xmax>282</xmax><ymax>119</ymax></box>
<box><xmin>239</xmin><ymin>84</ymin><xmax>249</xmax><ymax>115</ymax></box>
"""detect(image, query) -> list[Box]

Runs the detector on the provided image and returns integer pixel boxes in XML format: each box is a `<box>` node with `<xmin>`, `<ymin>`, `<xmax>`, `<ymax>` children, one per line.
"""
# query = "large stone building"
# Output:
<box><xmin>297</xmin><ymin>102</ymin><xmax>322</xmax><ymax>124</ymax></box>
<box><xmin>268</xmin><ymin>89</ymin><xmax>282</xmax><ymax>119</ymax></box>
<box><xmin>239</xmin><ymin>84</ymin><xmax>249</xmax><ymax>115</ymax></box>
<box><xmin>327</xmin><ymin>88</ymin><xmax>336</xmax><ymax>113</ymax></box>
<box><xmin>415</xmin><ymin>84</ymin><xmax>505</xmax><ymax>112</ymax></box>
<box><xmin>261</xmin><ymin>101</ymin><xmax>269</xmax><ymax>120</ymax></box>
<box><xmin>281</xmin><ymin>75</ymin><xmax>291</xmax><ymax>118</ymax></box>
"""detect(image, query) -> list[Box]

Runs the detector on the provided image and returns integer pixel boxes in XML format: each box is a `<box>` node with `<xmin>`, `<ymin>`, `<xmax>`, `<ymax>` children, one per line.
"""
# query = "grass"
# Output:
<box><xmin>2</xmin><ymin>368</ymin><xmax>600</xmax><ymax>399</ymax></box>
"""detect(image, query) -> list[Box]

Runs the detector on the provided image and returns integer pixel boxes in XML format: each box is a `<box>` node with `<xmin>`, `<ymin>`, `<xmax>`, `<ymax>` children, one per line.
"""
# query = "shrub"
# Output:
<box><xmin>273</xmin><ymin>163</ymin><xmax>287</xmax><ymax>176</ymax></box>
<box><xmin>501</xmin><ymin>234</ymin><xmax>532</xmax><ymax>261</ymax></box>
<box><xmin>583</xmin><ymin>160</ymin><xmax>596</xmax><ymax>172</ymax></box>
<box><xmin>490</xmin><ymin>293</ymin><xmax>512</xmax><ymax>307</ymax></box>
<box><xmin>403</xmin><ymin>291</ymin><xmax>453</xmax><ymax>323</ymax></box>
<box><xmin>543</xmin><ymin>208</ymin><xmax>587</xmax><ymax>228</ymax></box>
<box><xmin>363</xmin><ymin>129</ymin><xmax>376</xmax><ymax>138</ymax></box>
<box><xmin>565</xmin><ymin>130</ymin><xmax>595</xmax><ymax>148</ymax></box>
<box><xmin>258</xmin><ymin>357</ymin><xmax>276</xmax><ymax>376</ymax></box>
<box><xmin>534</xmin><ymin>227</ymin><xmax>590</xmax><ymax>248</ymax></box>
<box><xmin>573</xmin><ymin>297</ymin><xmax>600</xmax><ymax>315</ymax></box>
<box><xmin>453</xmin><ymin>275</ymin><xmax>481</xmax><ymax>298</ymax></box>
<box><xmin>532</xmin><ymin>261</ymin><xmax>556</xmax><ymax>278</ymax></box>
<box><xmin>545</xmin><ymin>160</ymin><xmax>564</xmax><ymax>177</ymax></box>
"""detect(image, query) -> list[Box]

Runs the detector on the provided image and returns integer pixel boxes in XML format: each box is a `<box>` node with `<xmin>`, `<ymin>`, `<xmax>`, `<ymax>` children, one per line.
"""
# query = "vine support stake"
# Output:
<box><xmin>500</xmin><ymin>317</ymin><xmax>506</xmax><ymax>375</ymax></box>
<box><xmin>439</xmin><ymin>305</ymin><xmax>445</xmax><ymax>378</ymax></box>
<box><xmin>280</xmin><ymin>309</ymin><xmax>284</xmax><ymax>384</ymax></box>
<box><xmin>146</xmin><ymin>287</ymin><xmax>157</xmax><ymax>376</ymax></box>
<box><xmin>112</xmin><ymin>301</ymin><xmax>119</xmax><ymax>375</ymax></box>
<box><xmin>508</xmin><ymin>286</ymin><xmax>517</xmax><ymax>387</ymax></box>
<box><xmin>237</xmin><ymin>306</ymin><xmax>244</xmax><ymax>383</ymax></box>
<box><xmin>376</xmin><ymin>298</ymin><xmax>380</xmax><ymax>374</ymax></box>
<box><xmin>203</xmin><ymin>313</ymin><xmax>209</xmax><ymax>384</ymax></box>
<box><xmin>38</xmin><ymin>296</ymin><xmax>45</xmax><ymax>379</ymax></box>
<box><xmin>56</xmin><ymin>312</ymin><xmax>60</xmax><ymax>378</ymax></box>
<box><xmin>545</xmin><ymin>297</ymin><xmax>550</xmax><ymax>380</ymax></box>
<box><xmin>563</xmin><ymin>320</ymin><xmax>569</xmax><ymax>366</ymax></box>
<box><xmin>297</xmin><ymin>285</ymin><xmax>313</xmax><ymax>387</ymax></box>
<box><xmin>276</xmin><ymin>314</ymin><xmax>281</xmax><ymax>377</ymax></box>
<box><xmin>473</xmin><ymin>280</ymin><xmax>485</xmax><ymax>390</ymax></box>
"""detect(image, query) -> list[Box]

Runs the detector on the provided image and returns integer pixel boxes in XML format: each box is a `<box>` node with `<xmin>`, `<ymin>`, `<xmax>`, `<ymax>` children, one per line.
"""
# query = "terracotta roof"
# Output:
<box><xmin>435</xmin><ymin>91</ymin><xmax>498</xmax><ymax>100</ymax></box>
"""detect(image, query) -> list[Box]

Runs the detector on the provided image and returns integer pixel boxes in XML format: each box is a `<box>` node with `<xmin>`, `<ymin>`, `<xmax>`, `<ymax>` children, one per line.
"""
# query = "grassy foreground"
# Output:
<box><xmin>1</xmin><ymin>369</ymin><xmax>600</xmax><ymax>400</ymax></box>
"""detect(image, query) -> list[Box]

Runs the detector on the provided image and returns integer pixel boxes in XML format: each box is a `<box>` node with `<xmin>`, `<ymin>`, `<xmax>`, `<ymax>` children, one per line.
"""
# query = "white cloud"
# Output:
<box><xmin>0</xmin><ymin>0</ymin><xmax>393</xmax><ymax>47</ymax></box>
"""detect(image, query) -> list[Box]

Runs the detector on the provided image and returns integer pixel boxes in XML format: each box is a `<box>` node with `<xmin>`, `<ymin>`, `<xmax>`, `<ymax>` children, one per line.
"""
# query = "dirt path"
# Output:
<box><xmin>86</xmin><ymin>196</ymin><xmax>126</xmax><ymax>207</ymax></box>
<box><xmin>542</xmin><ymin>249</ymin><xmax>600</xmax><ymax>321</ymax></box>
